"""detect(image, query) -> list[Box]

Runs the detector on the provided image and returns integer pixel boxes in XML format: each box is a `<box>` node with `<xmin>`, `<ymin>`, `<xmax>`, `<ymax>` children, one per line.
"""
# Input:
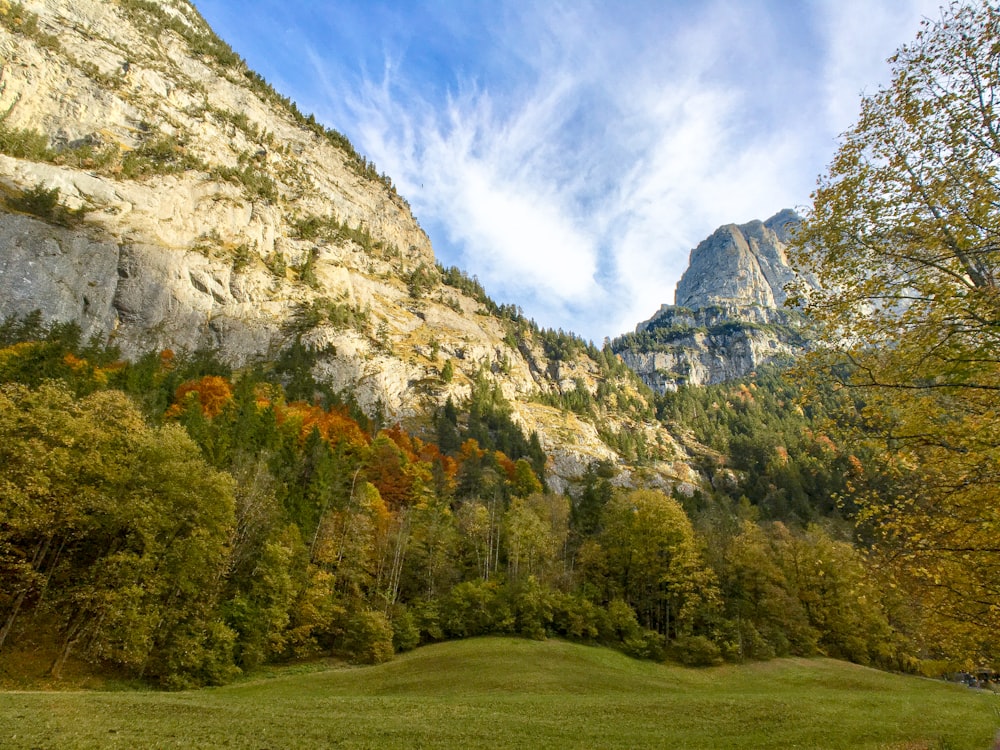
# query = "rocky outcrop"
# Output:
<box><xmin>0</xmin><ymin>0</ymin><xmax>697</xmax><ymax>493</ymax></box>
<box><xmin>614</xmin><ymin>210</ymin><xmax>817</xmax><ymax>391</ymax></box>
<box><xmin>675</xmin><ymin>209</ymin><xmax>804</xmax><ymax>309</ymax></box>
<box><xmin>616</xmin><ymin>309</ymin><xmax>810</xmax><ymax>391</ymax></box>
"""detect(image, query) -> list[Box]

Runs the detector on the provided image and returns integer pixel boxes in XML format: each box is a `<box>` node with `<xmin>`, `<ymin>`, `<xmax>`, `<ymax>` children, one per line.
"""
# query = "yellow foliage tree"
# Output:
<box><xmin>790</xmin><ymin>1</ymin><xmax>1000</xmax><ymax>663</ymax></box>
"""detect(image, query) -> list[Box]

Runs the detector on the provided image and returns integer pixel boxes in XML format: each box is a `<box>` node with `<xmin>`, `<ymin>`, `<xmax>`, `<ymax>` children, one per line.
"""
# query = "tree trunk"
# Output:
<box><xmin>0</xmin><ymin>535</ymin><xmax>53</xmax><ymax>652</ymax></box>
<box><xmin>49</xmin><ymin>616</ymin><xmax>84</xmax><ymax>679</ymax></box>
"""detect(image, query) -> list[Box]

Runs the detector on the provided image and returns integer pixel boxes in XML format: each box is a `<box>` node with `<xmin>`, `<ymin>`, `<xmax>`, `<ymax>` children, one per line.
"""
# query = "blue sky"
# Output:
<box><xmin>194</xmin><ymin>0</ymin><xmax>942</xmax><ymax>343</ymax></box>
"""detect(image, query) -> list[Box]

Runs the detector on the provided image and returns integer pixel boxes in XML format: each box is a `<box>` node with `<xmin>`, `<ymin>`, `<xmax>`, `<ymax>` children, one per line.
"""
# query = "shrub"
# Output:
<box><xmin>407</xmin><ymin>263</ymin><xmax>437</xmax><ymax>299</ymax></box>
<box><xmin>231</xmin><ymin>243</ymin><xmax>254</xmax><ymax>272</ymax></box>
<box><xmin>507</xmin><ymin>578</ymin><xmax>555</xmax><ymax>640</ymax></box>
<box><xmin>341</xmin><ymin>609</ymin><xmax>394</xmax><ymax>664</ymax></box>
<box><xmin>0</xmin><ymin>126</ymin><xmax>54</xmax><ymax>161</ymax></box>
<box><xmin>550</xmin><ymin>594</ymin><xmax>603</xmax><ymax>641</ymax></box>
<box><xmin>440</xmin><ymin>359</ymin><xmax>454</xmax><ymax>383</ymax></box>
<box><xmin>670</xmin><ymin>634</ymin><xmax>724</xmax><ymax>666</ymax></box>
<box><xmin>0</xmin><ymin>2</ymin><xmax>61</xmax><ymax>50</ymax></box>
<box><xmin>390</xmin><ymin>605</ymin><xmax>420</xmax><ymax>652</ymax></box>
<box><xmin>121</xmin><ymin>135</ymin><xmax>206</xmax><ymax>178</ymax></box>
<box><xmin>212</xmin><ymin>164</ymin><xmax>278</xmax><ymax>202</ymax></box>
<box><xmin>8</xmin><ymin>184</ymin><xmax>87</xmax><ymax>226</ymax></box>
<box><xmin>265</xmin><ymin>251</ymin><xmax>287</xmax><ymax>278</ymax></box>
<box><xmin>440</xmin><ymin>580</ymin><xmax>514</xmax><ymax>638</ymax></box>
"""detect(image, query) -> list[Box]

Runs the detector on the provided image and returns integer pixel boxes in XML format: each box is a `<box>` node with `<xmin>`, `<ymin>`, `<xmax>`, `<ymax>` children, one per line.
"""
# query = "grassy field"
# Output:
<box><xmin>1</xmin><ymin>637</ymin><xmax>996</xmax><ymax>749</ymax></box>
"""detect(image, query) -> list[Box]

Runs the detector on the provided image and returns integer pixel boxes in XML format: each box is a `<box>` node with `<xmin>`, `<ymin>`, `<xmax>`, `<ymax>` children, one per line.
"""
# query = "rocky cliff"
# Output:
<box><xmin>0</xmin><ymin>0</ymin><xmax>699</xmax><ymax>493</ymax></box>
<box><xmin>675</xmin><ymin>209</ymin><xmax>803</xmax><ymax>309</ymax></box>
<box><xmin>614</xmin><ymin>210</ymin><xmax>816</xmax><ymax>391</ymax></box>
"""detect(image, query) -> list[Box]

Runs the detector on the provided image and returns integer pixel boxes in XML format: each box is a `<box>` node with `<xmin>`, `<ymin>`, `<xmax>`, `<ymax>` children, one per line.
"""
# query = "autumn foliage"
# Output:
<box><xmin>167</xmin><ymin>375</ymin><xmax>233</xmax><ymax>418</ymax></box>
<box><xmin>0</xmin><ymin>319</ymin><xmax>940</xmax><ymax>684</ymax></box>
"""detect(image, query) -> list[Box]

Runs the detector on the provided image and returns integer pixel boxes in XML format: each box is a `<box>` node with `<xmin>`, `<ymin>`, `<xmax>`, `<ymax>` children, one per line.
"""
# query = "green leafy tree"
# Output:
<box><xmin>0</xmin><ymin>384</ymin><xmax>236</xmax><ymax>684</ymax></box>
<box><xmin>503</xmin><ymin>497</ymin><xmax>556</xmax><ymax>583</ymax></box>
<box><xmin>710</xmin><ymin>520</ymin><xmax>819</xmax><ymax>661</ymax></box>
<box><xmin>597</xmin><ymin>489</ymin><xmax>720</xmax><ymax>640</ymax></box>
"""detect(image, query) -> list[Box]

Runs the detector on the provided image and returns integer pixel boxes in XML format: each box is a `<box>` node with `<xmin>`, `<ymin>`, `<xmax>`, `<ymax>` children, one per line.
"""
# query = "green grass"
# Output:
<box><xmin>1</xmin><ymin>637</ymin><xmax>996</xmax><ymax>749</ymax></box>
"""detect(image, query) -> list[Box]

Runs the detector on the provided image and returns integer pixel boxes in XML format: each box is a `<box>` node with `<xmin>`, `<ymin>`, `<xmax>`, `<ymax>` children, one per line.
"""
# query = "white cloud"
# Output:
<box><xmin>326</xmin><ymin>64</ymin><xmax>604</xmax><ymax>313</ymax></box>
<box><xmin>281</xmin><ymin>0</ymin><xmax>949</xmax><ymax>342</ymax></box>
<box><xmin>817</xmin><ymin>0</ymin><xmax>944</xmax><ymax>133</ymax></box>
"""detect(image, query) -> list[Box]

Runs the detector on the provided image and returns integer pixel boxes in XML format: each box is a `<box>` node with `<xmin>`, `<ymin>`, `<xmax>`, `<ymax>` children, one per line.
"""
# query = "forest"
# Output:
<box><xmin>0</xmin><ymin>314</ymin><xmax>912</xmax><ymax>688</ymax></box>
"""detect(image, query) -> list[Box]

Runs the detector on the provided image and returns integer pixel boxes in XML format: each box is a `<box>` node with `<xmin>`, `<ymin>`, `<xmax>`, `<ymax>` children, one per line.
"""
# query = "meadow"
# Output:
<box><xmin>1</xmin><ymin>637</ymin><xmax>996</xmax><ymax>749</ymax></box>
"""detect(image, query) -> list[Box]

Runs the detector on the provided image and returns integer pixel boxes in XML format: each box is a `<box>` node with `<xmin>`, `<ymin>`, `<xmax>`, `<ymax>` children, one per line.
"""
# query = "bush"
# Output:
<box><xmin>342</xmin><ymin>609</ymin><xmax>394</xmax><ymax>664</ymax></box>
<box><xmin>265</xmin><ymin>251</ymin><xmax>287</xmax><ymax>278</ymax></box>
<box><xmin>550</xmin><ymin>594</ymin><xmax>603</xmax><ymax>641</ymax></box>
<box><xmin>409</xmin><ymin>599</ymin><xmax>443</xmax><ymax>642</ymax></box>
<box><xmin>9</xmin><ymin>184</ymin><xmax>87</xmax><ymax>226</ymax></box>
<box><xmin>601</xmin><ymin>599</ymin><xmax>642</xmax><ymax>643</ymax></box>
<box><xmin>441</xmin><ymin>580</ymin><xmax>514</xmax><ymax>638</ymax></box>
<box><xmin>670</xmin><ymin>634</ymin><xmax>724</xmax><ymax>666</ymax></box>
<box><xmin>0</xmin><ymin>126</ymin><xmax>54</xmax><ymax>161</ymax></box>
<box><xmin>508</xmin><ymin>578</ymin><xmax>555</xmax><ymax>640</ymax></box>
<box><xmin>121</xmin><ymin>135</ymin><xmax>206</xmax><ymax>179</ymax></box>
<box><xmin>599</xmin><ymin>599</ymin><xmax>667</xmax><ymax>661</ymax></box>
<box><xmin>407</xmin><ymin>263</ymin><xmax>437</xmax><ymax>299</ymax></box>
<box><xmin>440</xmin><ymin>359</ymin><xmax>454</xmax><ymax>383</ymax></box>
<box><xmin>231</xmin><ymin>243</ymin><xmax>254</xmax><ymax>272</ymax></box>
<box><xmin>390</xmin><ymin>605</ymin><xmax>420</xmax><ymax>652</ymax></box>
<box><xmin>622</xmin><ymin>630</ymin><xmax>667</xmax><ymax>661</ymax></box>
<box><xmin>212</xmin><ymin>164</ymin><xmax>278</xmax><ymax>202</ymax></box>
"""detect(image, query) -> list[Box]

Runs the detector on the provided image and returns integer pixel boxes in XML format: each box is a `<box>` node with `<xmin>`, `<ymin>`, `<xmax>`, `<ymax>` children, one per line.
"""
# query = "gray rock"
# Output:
<box><xmin>617</xmin><ymin>210</ymin><xmax>819</xmax><ymax>391</ymax></box>
<box><xmin>0</xmin><ymin>214</ymin><xmax>119</xmax><ymax>341</ymax></box>
<box><xmin>675</xmin><ymin>210</ymin><xmax>805</xmax><ymax>309</ymax></box>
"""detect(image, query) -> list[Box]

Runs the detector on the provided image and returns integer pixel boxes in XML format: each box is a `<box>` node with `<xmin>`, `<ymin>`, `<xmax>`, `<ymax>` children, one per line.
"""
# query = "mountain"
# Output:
<box><xmin>0</xmin><ymin>1</ymin><xmax>926</xmax><ymax>686</ymax></box>
<box><xmin>612</xmin><ymin>210</ymin><xmax>817</xmax><ymax>391</ymax></box>
<box><xmin>675</xmin><ymin>209</ymin><xmax>803</xmax><ymax>309</ymax></box>
<box><xmin>0</xmin><ymin>0</ymin><xmax>697</xmax><ymax>493</ymax></box>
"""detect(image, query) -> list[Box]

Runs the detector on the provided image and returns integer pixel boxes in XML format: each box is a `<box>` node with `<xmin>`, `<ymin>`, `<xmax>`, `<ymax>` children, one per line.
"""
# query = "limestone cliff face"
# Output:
<box><xmin>675</xmin><ymin>209</ymin><xmax>804</xmax><ymax>309</ymax></box>
<box><xmin>0</xmin><ymin>0</ymin><xmax>699</xmax><ymax>494</ymax></box>
<box><xmin>614</xmin><ymin>210</ymin><xmax>817</xmax><ymax>391</ymax></box>
<box><xmin>0</xmin><ymin>0</ymin><xmax>431</xmax><ymax>364</ymax></box>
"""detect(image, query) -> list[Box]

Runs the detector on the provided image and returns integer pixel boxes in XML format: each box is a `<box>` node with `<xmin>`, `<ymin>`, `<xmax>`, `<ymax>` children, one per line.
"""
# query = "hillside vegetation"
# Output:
<box><xmin>0</xmin><ymin>0</ymin><xmax>998</xmax><ymax>708</ymax></box>
<box><xmin>0</xmin><ymin>321</ymin><xmax>907</xmax><ymax>687</ymax></box>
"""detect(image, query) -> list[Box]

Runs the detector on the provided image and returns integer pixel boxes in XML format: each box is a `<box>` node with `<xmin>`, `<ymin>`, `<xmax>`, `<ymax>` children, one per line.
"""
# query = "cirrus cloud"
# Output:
<box><xmin>197</xmin><ymin>0</ymin><xmax>945</xmax><ymax>342</ymax></box>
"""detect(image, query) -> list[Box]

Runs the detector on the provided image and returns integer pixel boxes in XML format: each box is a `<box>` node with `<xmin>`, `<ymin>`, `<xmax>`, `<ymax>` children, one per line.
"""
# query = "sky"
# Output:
<box><xmin>193</xmin><ymin>0</ymin><xmax>944</xmax><ymax>343</ymax></box>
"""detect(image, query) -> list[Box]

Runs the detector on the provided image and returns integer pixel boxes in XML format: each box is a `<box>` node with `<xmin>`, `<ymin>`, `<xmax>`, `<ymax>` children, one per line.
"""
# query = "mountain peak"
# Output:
<box><xmin>614</xmin><ymin>210</ymin><xmax>815</xmax><ymax>391</ymax></box>
<box><xmin>674</xmin><ymin>209</ymin><xmax>802</xmax><ymax>309</ymax></box>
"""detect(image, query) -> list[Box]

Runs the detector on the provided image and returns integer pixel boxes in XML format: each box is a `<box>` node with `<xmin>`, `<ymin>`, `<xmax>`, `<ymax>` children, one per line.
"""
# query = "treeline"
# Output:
<box><xmin>657</xmin><ymin>367</ymin><xmax>867</xmax><ymax>522</ymax></box>
<box><xmin>0</xmin><ymin>317</ymin><xmax>914</xmax><ymax>687</ymax></box>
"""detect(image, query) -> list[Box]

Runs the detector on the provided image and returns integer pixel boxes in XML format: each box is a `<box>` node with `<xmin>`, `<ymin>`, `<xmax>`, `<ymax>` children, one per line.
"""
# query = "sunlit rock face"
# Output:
<box><xmin>615</xmin><ymin>210</ymin><xmax>819</xmax><ymax>391</ymax></box>
<box><xmin>675</xmin><ymin>208</ymin><xmax>803</xmax><ymax>309</ymax></box>
<box><xmin>0</xmin><ymin>0</ymin><xmax>701</xmax><ymax>494</ymax></box>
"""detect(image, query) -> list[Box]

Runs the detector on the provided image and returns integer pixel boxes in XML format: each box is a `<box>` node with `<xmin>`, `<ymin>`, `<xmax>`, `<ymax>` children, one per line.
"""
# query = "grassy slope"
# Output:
<box><xmin>1</xmin><ymin>637</ymin><xmax>996</xmax><ymax>749</ymax></box>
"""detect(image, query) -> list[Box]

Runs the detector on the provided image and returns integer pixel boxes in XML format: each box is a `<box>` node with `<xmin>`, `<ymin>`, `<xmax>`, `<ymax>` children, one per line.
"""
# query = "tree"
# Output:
<box><xmin>710</xmin><ymin>520</ymin><xmax>819</xmax><ymax>661</ymax></box>
<box><xmin>0</xmin><ymin>383</ymin><xmax>236</xmax><ymax>684</ymax></box>
<box><xmin>166</xmin><ymin>375</ymin><xmax>233</xmax><ymax>418</ymax></box>
<box><xmin>790</xmin><ymin>1</ymin><xmax>1000</xmax><ymax>663</ymax></box>
<box><xmin>503</xmin><ymin>497</ymin><xmax>556</xmax><ymax>583</ymax></box>
<box><xmin>597</xmin><ymin>489</ymin><xmax>719</xmax><ymax>639</ymax></box>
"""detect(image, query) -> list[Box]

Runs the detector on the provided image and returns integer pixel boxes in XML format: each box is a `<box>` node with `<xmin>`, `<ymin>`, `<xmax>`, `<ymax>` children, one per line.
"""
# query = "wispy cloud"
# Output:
<box><xmin>314</xmin><ymin>54</ymin><xmax>605</xmax><ymax>319</ymax></box>
<box><xmin>816</xmin><ymin>0</ymin><xmax>943</xmax><ymax>131</ymax></box>
<box><xmin>198</xmin><ymin>0</ymin><xmax>949</xmax><ymax>342</ymax></box>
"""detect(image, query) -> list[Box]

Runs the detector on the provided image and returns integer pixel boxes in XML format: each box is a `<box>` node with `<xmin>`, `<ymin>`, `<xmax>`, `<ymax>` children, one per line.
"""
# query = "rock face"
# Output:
<box><xmin>614</xmin><ymin>210</ymin><xmax>817</xmax><ymax>391</ymax></box>
<box><xmin>0</xmin><ymin>0</ymin><xmax>699</xmax><ymax>494</ymax></box>
<box><xmin>675</xmin><ymin>209</ymin><xmax>804</xmax><ymax>309</ymax></box>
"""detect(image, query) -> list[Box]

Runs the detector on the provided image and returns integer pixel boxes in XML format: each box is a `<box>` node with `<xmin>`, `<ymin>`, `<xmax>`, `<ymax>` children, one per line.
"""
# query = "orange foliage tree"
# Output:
<box><xmin>166</xmin><ymin>375</ymin><xmax>233</xmax><ymax>418</ymax></box>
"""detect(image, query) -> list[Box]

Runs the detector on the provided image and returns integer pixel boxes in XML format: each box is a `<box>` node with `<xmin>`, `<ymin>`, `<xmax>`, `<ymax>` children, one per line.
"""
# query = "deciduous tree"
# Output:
<box><xmin>790</xmin><ymin>0</ymin><xmax>1000</xmax><ymax>662</ymax></box>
